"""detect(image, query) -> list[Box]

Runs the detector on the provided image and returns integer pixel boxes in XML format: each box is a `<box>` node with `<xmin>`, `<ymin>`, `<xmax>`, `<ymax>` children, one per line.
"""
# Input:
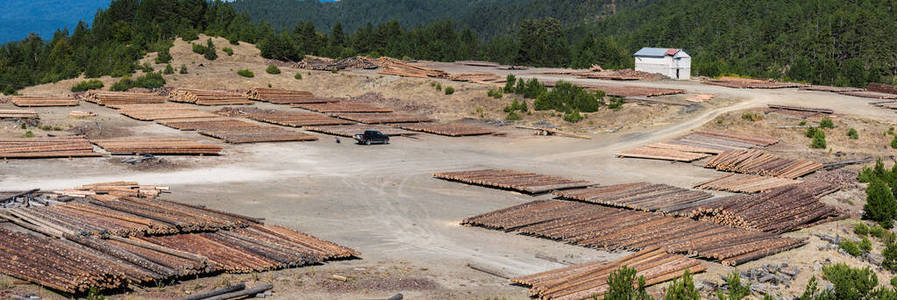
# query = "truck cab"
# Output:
<box><xmin>353</xmin><ymin>130</ymin><xmax>390</xmax><ymax>145</ymax></box>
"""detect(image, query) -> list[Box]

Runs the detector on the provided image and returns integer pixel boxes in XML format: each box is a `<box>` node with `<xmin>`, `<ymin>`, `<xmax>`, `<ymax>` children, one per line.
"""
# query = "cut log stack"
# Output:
<box><xmin>70</xmin><ymin>111</ymin><xmax>96</xmax><ymax>118</ymax></box>
<box><xmin>332</xmin><ymin>112</ymin><xmax>434</xmax><ymax>124</ymax></box>
<box><xmin>11</xmin><ymin>96</ymin><xmax>79</xmax><ymax>107</ymax></box>
<box><xmin>154</xmin><ymin>116</ymin><xmax>319</xmax><ymax>144</ymax></box>
<box><xmin>704</xmin><ymin>150</ymin><xmax>823</xmax><ymax>179</ymax></box>
<box><xmin>215</xmin><ymin>107</ymin><xmax>354</xmax><ymax>127</ymax></box>
<box><xmin>554</xmin><ymin>182</ymin><xmax>714</xmax><ymax>215</ymax></box>
<box><xmin>304</xmin><ymin>125</ymin><xmax>414</xmax><ymax>137</ymax></box>
<box><xmin>512</xmin><ymin>247</ymin><xmax>706</xmax><ymax>300</ymax></box>
<box><xmin>0</xmin><ymin>109</ymin><xmax>39</xmax><ymax>119</ymax></box>
<box><xmin>616</xmin><ymin>143</ymin><xmax>715</xmax><ymax>162</ymax></box>
<box><xmin>694</xmin><ymin>173</ymin><xmax>802</xmax><ymax>193</ymax></box>
<box><xmin>82</xmin><ymin>91</ymin><xmax>167</xmax><ymax>106</ymax></box>
<box><xmin>92</xmin><ymin>138</ymin><xmax>223</xmax><ymax>155</ymax></box>
<box><xmin>447</xmin><ymin>73</ymin><xmax>505</xmax><ymax>84</ymax></box>
<box><xmin>399</xmin><ymin>123</ymin><xmax>496</xmax><ymax>137</ymax></box>
<box><xmin>246</xmin><ymin>88</ymin><xmax>337</xmax><ymax>104</ymax></box>
<box><xmin>379</xmin><ymin>60</ymin><xmax>450</xmax><ymax>79</ymax></box>
<box><xmin>170</xmin><ymin>89</ymin><xmax>253</xmax><ymax>106</ymax></box>
<box><xmin>767</xmin><ymin>104</ymin><xmax>834</xmax><ymax>116</ymax></box>
<box><xmin>799</xmin><ymin>85</ymin><xmax>863</xmax><ymax>93</ymax></box>
<box><xmin>839</xmin><ymin>91</ymin><xmax>897</xmax><ymax>99</ymax></box>
<box><xmin>872</xmin><ymin>101</ymin><xmax>897</xmax><ymax>111</ymax></box>
<box><xmin>0</xmin><ymin>136</ymin><xmax>102</xmax><ymax>159</ymax></box>
<box><xmin>52</xmin><ymin>181</ymin><xmax>168</xmax><ymax>199</ymax></box>
<box><xmin>703</xmin><ymin>78</ymin><xmax>805</xmax><ymax>89</ymax></box>
<box><xmin>575</xmin><ymin>84</ymin><xmax>686</xmax><ymax>97</ymax></box>
<box><xmin>292</xmin><ymin>102</ymin><xmax>394</xmax><ymax>113</ymax></box>
<box><xmin>683</xmin><ymin>183</ymin><xmax>843</xmax><ymax>234</ymax></box>
<box><xmin>867</xmin><ymin>83</ymin><xmax>897</xmax><ymax>95</ymax></box>
<box><xmin>434</xmin><ymin>169</ymin><xmax>593</xmax><ymax>194</ymax></box>
<box><xmin>114</xmin><ymin>103</ymin><xmax>220</xmax><ymax>121</ymax></box>
<box><xmin>618</xmin><ymin>131</ymin><xmax>778</xmax><ymax>163</ymax></box>
<box><xmin>462</xmin><ymin>200</ymin><xmax>806</xmax><ymax>266</ymax></box>
<box><xmin>296</xmin><ymin>56</ymin><xmax>379</xmax><ymax>71</ymax></box>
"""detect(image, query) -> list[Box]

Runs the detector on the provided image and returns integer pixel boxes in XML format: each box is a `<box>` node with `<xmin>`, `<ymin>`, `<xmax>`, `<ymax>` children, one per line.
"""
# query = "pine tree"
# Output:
<box><xmin>865</xmin><ymin>179</ymin><xmax>897</xmax><ymax>228</ymax></box>
<box><xmin>204</xmin><ymin>39</ymin><xmax>218</xmax><ymax>60</ymax></box>
<box><xmin>605</xmin><ymin>265</ymin><xmax>654</xmax><ymax>300</ymax></box>
<box><xmin>664</xmin><ymin>269</ymin><xmax>700</xmax><ymax>300</ymax></box>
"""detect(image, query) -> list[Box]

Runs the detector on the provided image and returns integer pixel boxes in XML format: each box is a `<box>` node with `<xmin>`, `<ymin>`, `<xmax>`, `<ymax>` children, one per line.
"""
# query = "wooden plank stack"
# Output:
<box><xmin>216</xmin><ymin>107</ymin><xmax>354</xmax><ymax>127</ymax></box>
<box><xmin>512</xmin><ymin>247</ymin><xmax>706</xmax><ymax>300</ymax></box>
<box><xmin>554</xmin><ymin>182</ymin><xmax>714</xmax><ymax>215</ymax></box>
<box><xmin>114</xmin><ymin>103</ymin><xmax>219</xmax><ymax>121</ymax></box>
<box><xmin>462</xmin><ymin>200</ymin><xmax>806</xmax><ymax>266</ymax></box>
<box><xmin>0</xmin><ymin>136</ymin><xmax>102</xmax><ymax>159</ymax></box>
<box><xmin>694</xmin><ymin>173</ymin><xmax>802</xmax><ymax>193</ymax></box>
<box><xmin>616</xmin><ymin>144</ymin><xmax>713</xmax><ymax>162</ymax></box>
<box><xmin>292</xmin><ymin>102</ymin><xmax>393</xmax><ymax>113</ymax></box>
<box><xmin>399</xmin><ymin>123</ymin><xmax>496</xmax><ymax>137</ymax></box>
<box><xmin>170</xmin><ymin>89</ymin><xmax>253</xmax><ymax>106</ymax></box>
<box><xmin>247</xmin><ymin>88</ymin><xmax>337</xmax><ymax>104</ymax></box>
<box><xmin>333</xmin><ymin>112</ymin><xmax>434</xmax><ymax>124</ymax></box>
<box><xmin>92</xmin><ymin>138</ymin><xmax>222</xmax><ymax>155</ymax></box>
<box><xmin>0</xmin><ymin>109</ymin><xmax>39</xmax><ymax>119</ymax></box>
<box><xmin>379</xmin><ymin>60</ymin><xmax>450</xmax><ymax>78</ymax></box>
<box><xmin>11</xmin><ymin>96</ymin><xmax>79</xmax><ymax>107</ymax></box>
<box><xmin>434</xmin><ymin>169</ymin><xmax>593</xmax><ymax>194</ymax></box>
<box><xmin>304</xmin><ymin>125</ymin><xmax>414</xmax><ymax>137</ymax></box>
<box><xmin>82</xmin><ymin>91</ymin><xmax>167</xmax><ymax>106</ymax></box>
<box><xmin>704</xmin><ymin>150</ymin><xmax>823</xmax><ymax>179</ymax></box>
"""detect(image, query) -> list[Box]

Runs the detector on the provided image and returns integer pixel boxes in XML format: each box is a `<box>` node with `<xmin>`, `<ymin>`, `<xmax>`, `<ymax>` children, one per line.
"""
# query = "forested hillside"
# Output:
<box><xmin>2</xmin><ymin>0</ymin><xmax>897</xmax><ymax>95</ymax></box>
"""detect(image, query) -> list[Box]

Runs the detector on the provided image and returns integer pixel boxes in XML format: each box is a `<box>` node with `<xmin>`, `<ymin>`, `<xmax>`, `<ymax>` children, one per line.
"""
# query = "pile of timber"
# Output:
<box><xmin>554</xmin><ymin>182</ymin><xmax>714</xmax><ymax>215</ymax></box>
<box><xmin>92</xmin><ymin>138</ymin><xmax>222</xmax><ymax>155</ymax></box>
<box><xmin>767</xmin><ymin>104</ymin><xmax>833</xmax><ymax>115</ymax></box>
<box><xmin>82</xmin><ymin>91</ymin><xmax>167</xmax><ymax>106</ymax></box>
<box><xmin>512</xmin><ymin>247</ymin><xmax>706</xmax><ymax>300</ymax></box>
<box><xmin>575</xmin><ymin>84</ymin><xmax>685</xmax><ymax>97</ymax></box>
<box><xmin>0</xmin><ymin>136</ymin><xmax>102</xmax><ymax>159</ymax></box>
<box><xmin>616</xmin><ymin>143</ymin><xmax>715</xmax><ymax>162</ymax></box>
<box><xmin>296</xmin><ymin>56</ymin><xmax>379</xmax><ymax>71</ymax></box>
<box><xmin>433</xmin><ymin>169</ymin><xmax>593</xmax><ymax>194</ymax></box>
<box><xmin>155</xmin><ymin>116</ymin><xmax>319</xmax><ymax>144</ymax></box>
<box><xmin>70</xmin><ymin>111</ymin><xmax>96</xmax><ymax>117</ymax></box>
<box><xmin>576</xmin><ymin>69</ymin><xmax>666</xmax><ymax>81</ymax></box>
<box><xmin>683</xmin><ymin>183</ymin><xmax>843</xmax><ymax>233</ymax></box>
<box><xmin>455</xmin><ymin>61</ymin><xmax>501</xmax><ymax>68</ymax></box>
<box><xmin>703</xmin><ymin>78</ymin><xmax>804</xmax><ymax>89</ymax></box>
<box><xmin>447</xmin><ymin>73</ymin><xmax>504</xmax><ymax>84</ymax></box>
<box><xmin>247</xmin><ymin>88</ymin><xmax>336</xmax><ymax>104</ymax></box>
<box><xmin>333</xmin><ymin>112</ymin><xmax>434</xmax><ymax>124</ymax></box>
<box><xmin>304</xmin><ymin>124</ymin><xmax>413</xmax><ymax>137</ymax></box>
<box><xmin>11</xmin><ymin>96</ymin><xmax>79</xmax><ymax>107</ymax></box>
<box><xmin>704</xmin><ymin>150</ymin><xmax>823</xmax><ymax>179</ymax></box>
<box><xmin>838</xmin><ymin>91</ymin><xmax>897</xmax><ymax>99</ymax></box>
<box><xmin>114</xmin><ymin>103</ymin><xmax>219</xmax><ymax>121</ymax></box>
<box><xmin>866</xmin><ymin>83</ymin><xmax>897</xmax><ymax>95</ymax></box>
<box><xmin>293</xmin><ymin>102</ymin><xmax>393</xmax><ymax>113</ymax></box>
<box><xmin>799</xmin><ymin>85</ymin><xmax>863</xmax><ymax>93</ymax></box>
<box><xmin>0</xmin><ymin>109</ymin><xmax>39</xmax><ymax>119</ymax></box>
<box><xmin>215</xmin><ymin>107</ymin><xmax>354</xmax><ymax>127</ymax></box>
<box><xmin>462</xmin><ymin>200</ymin><xmax>806</xmax><ymax>265</ymax></box>
<box><xmin>670</xmin><ymin>131</ymin><xmax>779</xmax><ymax>152</ymax></box>
<box><xmin>694</xmin><ymin>173</ymin><xmax>801</xmax><ymax>193</ymax></box>
<box><xmin>170</xmin><ymin>89</ymin><xmax>253</xmax><ymax>106</ymax></box>
<box><xmin>399</xmin><ymin>123</ymin><xmax>496</xmax><ymax>137</ymax></box>
<box><xmin>379</xmin><ymin>60</ymin><xmax>450</xmax><ymax>79</ymax></box>
<box><xmin>52</xmin><ymin>181</ymin><xmax>168</xmax><ymax>199</ymax></box>
<box><xmin>872</xmin><ymin>101</ymin><xmax>897</xmax><ymax>111</ymax></box>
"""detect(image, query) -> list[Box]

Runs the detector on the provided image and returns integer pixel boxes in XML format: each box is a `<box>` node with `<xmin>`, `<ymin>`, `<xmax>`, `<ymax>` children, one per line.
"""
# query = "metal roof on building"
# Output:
<box><xmin>634</xmin><ymin>47</ymin><xmax>690</xmax><ymax>58</ymax></box>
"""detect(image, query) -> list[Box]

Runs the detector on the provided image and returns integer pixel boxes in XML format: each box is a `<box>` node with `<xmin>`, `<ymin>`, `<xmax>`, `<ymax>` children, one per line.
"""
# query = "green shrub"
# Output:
<box><xmin>294</xmin><ymin>73</ymin><xmax>303</xmax><ymax>80</ymax></box>
<box><xmin>800</xmin><ymin>121</ymin><xmax>808</xmax><ymax>126</ymax></box>
<box><xmin>848</xmin><ymin>128</ymin><xmax>859</xmax><ymax>139</ymax></box>
<box><xmin>191</xmin><ymin>43</ymin><xmax>206</xmax><ymax>55</ymax></box>
<box><xmin>203</xmin><ymin>39</ymin><xmax>217</xmax><ymax>60</ymax></box>
<box><xmin>533</xmin><ymin>81</ymin><xmax>600</xmax><ymax>113</ymax></box>
<box><xmin>163</xmin><ymin>64</ymin><xmax>174</xmax><ymax>75</ymax></box>
<box><xmin>821</xmin><ymin>263</ymin><xmax>879</xmax><ymax>299</ymax></box>
<box><xmin>155</xmin><ymin>48</ymin><xmax>172</xmax><ymax>64</ymax></box>
<box><xmin>266</xmin><ymin>65</ymin><xmax>281</xmax><ymax>74</ymax></box>
<box><xmin>871</xmin><ymin>224</ymin><xmax>888</xmax><ymax>238</ymax></box>
<box><xmin>487</xmin><ymin>88</ymin><xmax>503</xmax><ymax>99</ymax></box>
<box><xmin>563</xmin><ymin>109</ymin><xmax>584</xmax><ymax>123</ymax></box>
<box><xmin>444</xmin><ymin>86</ymin><xmax>455</xmax><ymax>95</ymax></box>
<box><xmin>855</xmin><ymin>222</ymin><xmax>870</xmax><ymax>236</ymax></box>
<box><xmin>132</xmin><ymin>72</ymin><xmax>165</xmax><ymax>89</ymax></box>
<box><xmin>110</xmin><ymin>76</ymin><xmax>133</xmax><ymax>91</ymax></box>
<box><xmin>892</xmin><ymin>275</ymin><xmax>897</xmax><ymax>288</ymax></box>
<box><xmin>860</xmin><ymin>237</ymin><xmax>873</xmax><ymax>253</ymax></box>
<box><xmin>886</xmin><ymin>243</ymin><xmax>897</xmax><ymax>272</ymax></box>
<box><xmin>741</xmin><ymin>112</ymin><xmax>762</xmax><ymax>121</ymax></box>
<box><xmin>504</xmin><ymin>74</ymin><xmax>517</xmax><ymax>93</ymax></box>
<box><xmin>820</xmin><ymin>117</ymin><xmax>835</xmax><ymax>129</ymax></box>
<box><xmin>717</xmin><ymin>271</ymin><xmax>749</xmax><ymax>300</ymax></box>
<box><xmin>810</xmin><ymin>130</ymin><xmax>827</xmax><ymax>149</ymax></box>
<box><xmin>179</xmin><ymin>65</ymin><xmax>188</xmax><ymax>74</ymax></box>
<box><xmin>222</xmin><ymin>47</ymin><xmax>234</xmax><ymax>56</ymax></box>
<box><xmin>139</xmin><ymin>62</ymin><xmax>153</xmax><ymax>73</ymax></box>
<box><xmin>505</xmin><ymin>111</ymin><xmax>522</xmax><ymax>121</ymax></box>
<box><xmin>181</xmin><ymin>30</ymin><xmax>199</xmax><ymax>41</ymax></box>
<box><xmin>504</xmin><ymin>99</ymin><xmax>528</xmax><ymax>113</ymax></box>
<box><xmin>22</xmin><ymin>131</ymin><xmax>34</xmax><ymax>138</ymax></box>
<box><xmin>805</xmin><ymin>126</ymin><xmax>818</xmax><ymax>138</ymax></box>
<box><xmin>865</xmin><ymin>179</ymin><xmax>897</xmax><ymax>229</ymax></box>
<box><xmin>608</xmin><ymin>97</ymin><xmax>625</xmax><ymax>111</ymax></box>
<box><xmin>237</xmin><ymin>69</ymin><xmax>254</xmax><ymax>78</ymax></box>
<box><xmin>436</xmin><ymin>83</ymin><xmax>442</xmax><ymax>91</ymax></box>
<box><xmin>71</xmin><ymin>79</ymin><xmax>104</xmax><ymax>92</ymax></box>
<box><xmin>663</xmin><ymin>269</ymin><xmax>700</xmax><ymax>300</ymax></box>
<box><xmin>839</xmin><ymin>240</ymin><xmax>863</xmax><ymax>256</ymax></box>
<box><xmin>892</xmin><ymin>135</ymin><xmax>897</xmax><ymax>149</ymax></box>
<box><xmin>605</xmin><ymin>265</ymin><xmax>653</xmax><ymax>300</ymax></box>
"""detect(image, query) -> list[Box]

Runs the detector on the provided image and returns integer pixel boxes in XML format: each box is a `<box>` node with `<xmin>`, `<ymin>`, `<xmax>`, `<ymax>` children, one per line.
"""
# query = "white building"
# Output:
<box><xmin>633</xmin><ymin>48</ymin><xmax>691</xmax><ymax>80</ymax></box>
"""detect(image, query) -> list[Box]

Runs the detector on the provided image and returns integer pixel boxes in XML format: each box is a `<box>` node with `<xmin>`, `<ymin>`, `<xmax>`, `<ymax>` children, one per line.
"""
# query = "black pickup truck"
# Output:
<box><xmin>353</xmin><ymin>130</ymin><xmax>390</xmax><ymax>145</ymax></box>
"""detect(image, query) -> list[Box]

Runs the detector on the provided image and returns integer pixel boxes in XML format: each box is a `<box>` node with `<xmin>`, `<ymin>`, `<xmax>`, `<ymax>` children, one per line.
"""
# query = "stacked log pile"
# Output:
<box><xmin>670</xmin><ymin>131</ymin><xmax>779</xmax><ymax>152</ymax></box>
<box><xmin>82</xmin><ymin>91</ymin><xmax>167</xmax><ymax>106</ymax></box>
<box><xmin>704</xmin><ymin>150</ymin><xmax>823</xmax><ymax>179</ymax></box>
<box><xmin>70</xmin><ymin>111</ymin><xmax>96</xmax><ymax>118</ymax></box>
<box><xmin>683</xmin><ymin>184</ymin><xmax>843</xmax><ymax>233</ymax></box>
<box><xmin>0</xmin><ymin>136</ymin><xmax>102</xmax><ymax>159</ymax></box>
<box><xmin>866</xmin><ymin>83</ymin><xmax>897</xmax><ymax>95</ymax></box>
<box><xmin>447</xmin><ymin>73</ymin><xmax>504</xmax><ymax>84</ymax></box>
<box><xmin>11</xmin><ymin>96</ymin><xmax>79</xmax><ymax>107</ymax></box>
<box><xmin>170</xmin><ymin>89</ymin><xmax>253</xmax><ymax>106</ymax></box>
<box><xmin>839</xmin><ymin>91</ymin><xmax>897</xmax><ymax>99</ymax></box>
<box><xmin>246</xmin><ymin>88</ymin><xmax>337</xmax><ymax>104</ymax></box>
<box><xmin>333</xmin><ymin>112</ymin><xmax>434</xmax><ymax>124</ymax></box>
<box><xmin>512</xmin><ymin>247</ymin><xmax>706</xmax><ymax>300</ymax></box>
<box><xmin>694</xmin><ymin>173</ymin><xmax>801</xmax><ymax>193</ymax></box>
<box><xmin>703</xmin><ymin>78</ymin><xmax>804</xmax><ymax>89</ymax></box>
<box><xmin>92</xmin><ymin>138</ymin><xmax>222</xmax><ymax>155</ymax></box>
<box><xmin>616</xmin><ymin>143</ymin><xmax>715</xmax><ymax>162</ymax></box>
<box><xmin>577</xmin><ymin>84</ymin><xmax>686</xmax><ymax>97</ymax></box>
<box><xmin>434</xmin><ymin>169</ymin><xmax>593</xmax><ymax>194</ymax></box>
<box><xmin>572</xmin><ymin>69</ymin><xmax>666</xmax><ymax>81</ymax></box>
<box><xmin>462</xmin><ymin>200</ymin><xmax>806</xmax><ymax>265</ymax></box>
<box><xmin>114</xmin><ymin>103</ymin><xmax>219</xmax><ymax>121</ymax></box>
<box><xmin>399</xmin><ymin>123</ymin><xmax>496</xmax><ymax>137</ymax></box>
<box><xmin>554</xmin><ymin>183</ymin><xmax>714</xmax><ymax>215</ymax></box>
<box><xmin>872</xmin><ymin>101</ymin><xmax>897</xmax><ymax>111</ymax></box>
<box><xmin>799</xmin><ymin>85</ymin><xmax>863</xmax><ymax>93</ymax></box>
<box><xmin>293</xmin><ymin>102</ymin><xmax>394</xmax><ymax>113</ymax></box>
<box><xmin>296</xmin><ymin>56</ymin><xmax>379</xmax><ymax>71</ymax></box>
<box><xmin>53</xmin><ymin>181</ymin><xmax>168</xmax><ymax>199</ymax></box>
<box><xmin>156</xmin><ymin>117</ymin><xmax>319</xmax><ymax>144</ymax></box>
<box><xmin>767</xmin><ymin>104</ymin><xmax>833</xmax><ymax>116</ymax></box>
<box><xmin>156</xmin><ymin>117</ymin><xmax>235</xmax><ymax>130</ymax></box>
<box><xmin>379</xmin><ymin>60</ymin><xmax>450</xmax><ymax>78</ymax></box>
<box><xmin>215</xmin><ymin>107</ymin><xmax>354</xmax><ymax>127</ymax></box>
<box><xmin>304</xmin><ymin>125</ymin><xmax>413</xmax><ymax>137</ymax></box>
<box><xmin>0</xmin><ymin>109</ymin><xmax>39</xmax><ymax>119</ymax></box>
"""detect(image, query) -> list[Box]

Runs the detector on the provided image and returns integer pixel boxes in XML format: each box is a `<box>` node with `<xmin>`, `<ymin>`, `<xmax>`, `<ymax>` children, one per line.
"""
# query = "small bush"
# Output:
<box><xmin>139</xmin><ymin>62</ymin><xmax>153</xmax><ymax>73</ymax></box>
<box><xmin>799</xmin><ymin>121</ymin><xmax>808</xmax><ymax>126</ymax></box>
<box><xmin>717</xmin><ymin>271</ymin><xmax>749</xmax><ymax>300</ymax></box>
<box><xmin>222</xmin><ymin>47</ymin><xmax>234</xmax><ymax>56</ymax></box>
<box><xmin>741</xmin><ymin>112</ymin><xmax>762</xmax><ymax>122</ymax></box>
<box><xmin>865</xmin><ymin>179</ymin><xmax>897</xmax><ymax>228</ymax></box>
<box><xmin>504</xmin><ymin>74</ymin><xmax>517</xmax><ymax>93</ymax></box>
<box><xmin>892</xmin><ymin>135</ymin><xmax>897</xmax><ymax>149</ymax></box>
<box><xmin>179</xmin><ymin>65</ymin><xmax>188</xmax><ymax>74</ymax></box>
<box><xmin>605</xmin><ymin>266</ymin><xmax>652</xmax><ymax>300</ymax></box>
<box><xmin>819</xmin><ymin>117</ymin><xmax>835</xmax><ymax>129</ymax></box>
<box><xmin>163</xmin><ymin>64</ymin><xmax>174</xmax><ymax>75</ymax></box>
<box><xmin>266</xmin><ymin>65</ymin><xmax>281</xmax><ymax>74</ymax></box>
<box><xmin>505</xmin><ymin>111</ymin><xmax>522</xmax><ymax>121</ymax></box>
<box><xmin>663</xmin><ymin>269</ymin><xmax>700</xmax><ymax>300</ymax></box>
<box><xmin>608</xmin><ymin>97</ymin><xmax>625</xmax><ymax>110</ymax></box>
<box><xmin>237</xmin><ymin>69</ymin><xmax>254</xmax><ymax>78</ymax></box>
<box><xmin>181</xmin><ymin>30</ymin><xmax>199</xmax><ymax>41</ymax></box>
<box><xmin>155</xmin><ymin>48</ymin><xmax>172</xmax><ymax>64</ymax></box>
<box><xmin>563</xmin><ymin>109</ymin><xmax>584</xmax><ymax>123</ymax></box>
<box><xmin>819</xmin><ymin>264</ymin><xmax>879</xmax><ymax>299</ymax></box>
<box><xmin>504</xmin><ymin>99</ymin><xmax>528</xmax><ymax>113</ymax></box>
<box><xmin>22</xmin><ymin>131</ymin><xmax>34</xmax><ymax>138</ymax></box>
<box><xmin>805</xmin><ymin>127</ymin><xmax>818</xmax><ymax>138</ymax></box>
<box><xmin>885</xmin><ymin>243</ymin><xmax>897</xmax><ymax>271</ymax></box>
<box><xmin>860</xmin><ymin>237</ymin><xmax>873</xmax><ymax>253</ymax></box>
<box><xmin>444</xmin><ymin>86</ymin><xmax>455</xmax><ymax>95</ymax></box>
<box><xmin>132</xmin><ymin>72</ymin><xmax>165</xmax><ymax>89</ymax></box>
<box><xmin>810</xmin><ymin>130</ymin><xmax>827</xmax><ymax>149</ymax></box>
<box><xmin>110</xmin><ymin>76</ymin><xmax>133</xmax><ymax>91</ymax></box>
<box><xmin>294</xmin><ymin>73</ymin><xmax>303</xmax><ymax>80</ymax></box>
<box><xmin>839</xmin><ymin>240</ymin><xmax>863</xmax><ymax>256</ymax></box>
<box><xmin>436</xmin><ymin>83</ymin><xmax>442</xmax><ymax>91</ymax></box>
<box><xmin>191</xmin><ymin>43</ymin><xmax>206</xmax><ymax>55</ymax></box>
<box><xmin>871</xmin><ymin>224</ymin><xmax>888</xmax><ymax>238</ymax></box>
<box><xmin>848</xmin><ymin>128</ymin><xmax>859</xmax><ymax>139</ymax></box>
<box><xmin>855</xmin><ymin>222</ymin><xmax>870</xmax><ymax>236</ymax></box>
<box><xmin>71</xmin><ymin>79</ymin><xmax>104</xmax><ymax>92</ymax></box>
<box><xmin>487</xmin><ymin>88</ymin><xmax>503</xmax><ymax>99</ymax></box>
<box><xmin>892</xmin><ymin>275</ymin><xmax>897</xmax><ymax>288</ymax></box>
<box><xmin>203</xmin><ymin>39</ymin><xmax>217</xmax><ymax>60</ymax></box>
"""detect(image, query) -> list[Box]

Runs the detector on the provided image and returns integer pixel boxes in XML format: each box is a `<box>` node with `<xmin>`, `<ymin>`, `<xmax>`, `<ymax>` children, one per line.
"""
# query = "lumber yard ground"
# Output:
<box><xmin>1</xmin><ymin>36</ymin><xmax>896</xmax><ymax>299</ymax></box>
